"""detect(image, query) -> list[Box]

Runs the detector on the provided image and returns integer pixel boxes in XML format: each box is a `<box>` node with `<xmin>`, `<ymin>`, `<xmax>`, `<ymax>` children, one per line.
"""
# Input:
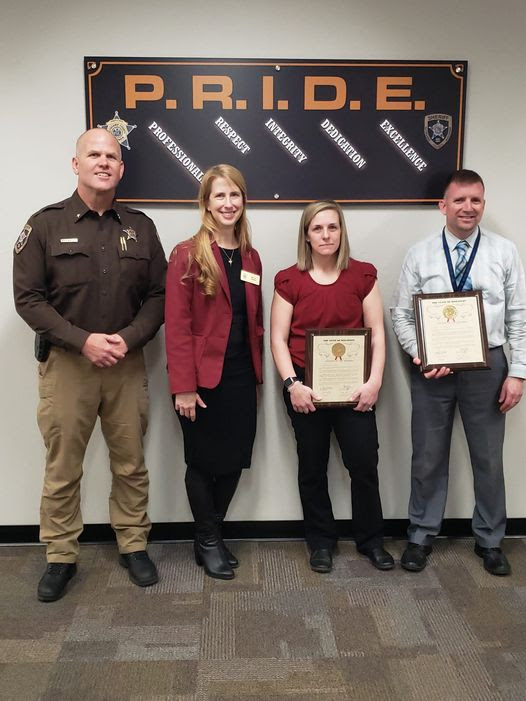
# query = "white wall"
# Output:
<box><xmin>2</xmin><ymin>0</ymin><xmax>525</xmax><ymax>526</ymax></box>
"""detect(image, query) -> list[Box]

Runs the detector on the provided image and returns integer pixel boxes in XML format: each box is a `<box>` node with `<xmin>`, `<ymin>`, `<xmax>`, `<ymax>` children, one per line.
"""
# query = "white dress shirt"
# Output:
<box><xmin>390</xmin><ymin>227</ymin><xmax>526</xmax><ymax>378</ymax></box>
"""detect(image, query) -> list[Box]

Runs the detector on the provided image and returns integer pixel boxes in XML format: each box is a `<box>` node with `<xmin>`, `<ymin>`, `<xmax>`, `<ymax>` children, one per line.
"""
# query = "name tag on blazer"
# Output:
<box><xmin>241</xmin><ymin>270</ymin><xmax>260</xmax><ymax>285</ymax></box>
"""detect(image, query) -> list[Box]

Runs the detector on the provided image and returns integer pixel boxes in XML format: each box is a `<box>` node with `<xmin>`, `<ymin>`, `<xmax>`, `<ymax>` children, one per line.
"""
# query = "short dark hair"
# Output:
<box><xmin>443</xmin><ymin>169</ymin><xmax>485</xmax><ymax>196</ymax></box>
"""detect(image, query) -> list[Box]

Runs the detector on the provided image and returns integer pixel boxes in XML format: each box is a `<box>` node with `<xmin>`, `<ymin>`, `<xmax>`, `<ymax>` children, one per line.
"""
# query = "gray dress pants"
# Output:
<box><xmin>408</xmin><ymin>347</ymin><xmax>507</xmax><ymax>547</ymax></box>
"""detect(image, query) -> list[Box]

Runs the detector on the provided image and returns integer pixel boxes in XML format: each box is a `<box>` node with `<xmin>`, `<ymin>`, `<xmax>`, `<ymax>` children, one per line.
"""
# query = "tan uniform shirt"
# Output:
<box><xmin>13</xmin><ymin>190</ymin><xmax>166</xmax><ymax>352</ymax></box>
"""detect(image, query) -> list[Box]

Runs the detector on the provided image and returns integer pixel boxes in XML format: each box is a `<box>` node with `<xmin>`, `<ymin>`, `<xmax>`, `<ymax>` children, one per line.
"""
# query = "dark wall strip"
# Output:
<box><xmin>2</xmin><ymin>519</ymin><xmax>526</xmax><ymax>545</ymax></box>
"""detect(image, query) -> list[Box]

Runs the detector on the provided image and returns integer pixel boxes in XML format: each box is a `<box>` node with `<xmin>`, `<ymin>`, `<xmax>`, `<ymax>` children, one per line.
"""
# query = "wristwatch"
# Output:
<box><xmin>283</xmin><ymin>376</ymin><xmax>299</xmax><ymax>390</ymax></box>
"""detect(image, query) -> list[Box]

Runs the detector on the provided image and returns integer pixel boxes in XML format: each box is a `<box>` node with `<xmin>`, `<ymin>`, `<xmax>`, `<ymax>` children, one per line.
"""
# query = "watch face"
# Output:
<box><xmin>284</xmin><ymin>377</ymin><xmax>297</xmax><ymax>388</ymax></box>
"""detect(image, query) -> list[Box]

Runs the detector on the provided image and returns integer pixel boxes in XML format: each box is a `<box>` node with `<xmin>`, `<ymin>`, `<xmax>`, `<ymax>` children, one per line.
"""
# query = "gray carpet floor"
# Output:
<box><xmin>1</xmin><ymin>538</ymin><xmax>526</xmax><ymax>700</ymax></box>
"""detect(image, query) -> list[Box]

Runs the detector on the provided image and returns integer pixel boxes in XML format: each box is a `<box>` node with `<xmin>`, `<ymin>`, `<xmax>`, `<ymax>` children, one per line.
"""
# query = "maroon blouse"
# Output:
<box><xmin>274</xmin><ymin>259</ymin><xmax>377</xmax><ymax>367</ymax></box>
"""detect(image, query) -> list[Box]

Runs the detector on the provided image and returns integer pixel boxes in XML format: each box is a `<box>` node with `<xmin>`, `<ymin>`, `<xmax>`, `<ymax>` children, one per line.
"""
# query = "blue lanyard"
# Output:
<box><xmin>442</xmin><ymin>227</ymin><xmax>481</xmax><ymax>292</ymax></box>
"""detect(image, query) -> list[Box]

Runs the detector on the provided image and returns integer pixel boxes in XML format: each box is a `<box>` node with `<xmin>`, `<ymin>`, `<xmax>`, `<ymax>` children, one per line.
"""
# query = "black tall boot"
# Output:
<box><xmin>194</xmin><ymin>525</ymin><xmax>234</xmax><ymax>580</ymax></box>
<box><xmin>216</xmin><ymin>514</ymin><xmax>239</xmax><ymax>568</ymax></box>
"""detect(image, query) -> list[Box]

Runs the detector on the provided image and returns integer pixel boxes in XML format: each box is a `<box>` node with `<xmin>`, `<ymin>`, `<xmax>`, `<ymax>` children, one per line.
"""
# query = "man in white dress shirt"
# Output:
<box><xmin>391</xmin><ymin>169</ymin><xmax>526</xmax><ymax>575</ymax></box>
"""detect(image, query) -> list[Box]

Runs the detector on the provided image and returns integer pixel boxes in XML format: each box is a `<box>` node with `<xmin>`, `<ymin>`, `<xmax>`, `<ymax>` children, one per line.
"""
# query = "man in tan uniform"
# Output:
<box><xmin>13</xmin><ymin>128</ymin><xmax>166</xmax><ymax>601</ymax></box>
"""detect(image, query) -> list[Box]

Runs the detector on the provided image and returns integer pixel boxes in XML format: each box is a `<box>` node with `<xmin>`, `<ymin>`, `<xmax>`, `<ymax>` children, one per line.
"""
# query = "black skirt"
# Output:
<box><xmin>177</xmin><ymin>356</ymin><xmax>257</xmax><ymax>475</ymax></box>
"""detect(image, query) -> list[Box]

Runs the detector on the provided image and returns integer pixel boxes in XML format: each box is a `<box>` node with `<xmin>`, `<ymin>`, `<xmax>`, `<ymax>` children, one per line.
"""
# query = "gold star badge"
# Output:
<box><xmin>123</xmin><ymin>227</ymin><xmax>137</xmax><ymax>242</ymax></box>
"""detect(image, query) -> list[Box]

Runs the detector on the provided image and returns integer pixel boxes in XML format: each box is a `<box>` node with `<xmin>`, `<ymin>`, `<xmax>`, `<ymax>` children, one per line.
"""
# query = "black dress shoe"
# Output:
<box><xmin>37</xmin><ymin>563</ymin><xmax>77</xmax><ymax>602</ymax></box>
<box><xmin>474</xmin><ymin>543</ymin><xmax>511</xmax><ymax>576</ymax></box>
<box><xmin>358</xmin><ymin>546</ymin><xmax>395</xmax><ymax>570</ymax></box>
<box><xmin>309</xmin><ymin>548</ymin><xmax>333</xmax><ymax>573</ymax></box>
<box><xmin>119</xmin><ymin>551</ymin><xmax>159</xmax><ymax>587</ymax></box>
<box><xmin>194</xmin><ymin>535</ymin><xmax>235</xmax><ymax>580</ymax></box>
<box><xmin>401</xmin><ymin>543</ymin><xmax>432</xmax><ymax>572</ymax></box>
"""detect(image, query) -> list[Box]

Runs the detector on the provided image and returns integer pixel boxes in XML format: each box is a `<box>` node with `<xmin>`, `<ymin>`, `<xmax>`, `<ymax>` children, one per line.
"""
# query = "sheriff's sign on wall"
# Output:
<box><xmin>85</xmin><ymin>57</ymin><xmax>467</xmax><ymax>204</ymax></box>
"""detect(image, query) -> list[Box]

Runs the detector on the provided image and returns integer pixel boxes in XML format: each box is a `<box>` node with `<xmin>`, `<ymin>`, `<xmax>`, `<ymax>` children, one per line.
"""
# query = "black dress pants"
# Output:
<box><xmin>284</xmin><ymin>388</ymin><xmax>384</xmax><ymax>551</ymax></box>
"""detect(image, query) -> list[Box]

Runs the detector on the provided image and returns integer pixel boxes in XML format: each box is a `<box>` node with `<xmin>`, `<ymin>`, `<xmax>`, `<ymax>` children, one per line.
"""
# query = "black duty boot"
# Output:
<box><xmin>216</xmin><ymin>514</ymin><xmax>239</xmax><ymax>568</ymax></box>
<box><xmin>119</xmin><ymin>551</ymin><xmax>158</xmax><ymax>587</ymax></box>
<box><xmin>37</xmin><ymin>563</ymin><xmax>77</xmax><ymax>602</ymax></box>
<box><xmin>194</xmin><ymin>527</ymin><xmax>235</xmax><ymax>580</ymax></box>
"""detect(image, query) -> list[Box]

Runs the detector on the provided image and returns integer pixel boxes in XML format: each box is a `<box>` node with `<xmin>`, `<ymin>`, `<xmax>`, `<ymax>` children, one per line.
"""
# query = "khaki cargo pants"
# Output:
<box><xmin>37</xmin><ymin>347</ymin><xmax>151</xmax><ymax>562</ymax></box>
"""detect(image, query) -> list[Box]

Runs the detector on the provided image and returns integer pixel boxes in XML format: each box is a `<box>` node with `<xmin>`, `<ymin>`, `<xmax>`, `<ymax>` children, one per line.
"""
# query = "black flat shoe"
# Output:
<box><xmin>401</xmin><ymin>543</ymin><xmax>432</xmax><ymax>572</ymax></box>
<box><xmin>358</xmin><ymin>546</ymin><xmax>395</xmax><ymax>570</ymax></box>
<box><xmin>37</xmin><ymin>563</ymin><xmax>77</xmax><ymax>602</ymax></box>
<box><xmin>309</xmin><ymin>548</ymin><xmax>333</xmax><ymax>573</ymax></box>
<box><xmin>194</xmin><ymin>536</ymin><xmax>234</xmax><ymax>580</ymax></box>
<box><xmin>474</xmin><ymin>543</ymin><xmax>511</xmax><ymax>576</ymax></box>
<box><xmin>119</xmin><ymin>551</ymin><xmax>158</xmax><ymax>587</ymax></box>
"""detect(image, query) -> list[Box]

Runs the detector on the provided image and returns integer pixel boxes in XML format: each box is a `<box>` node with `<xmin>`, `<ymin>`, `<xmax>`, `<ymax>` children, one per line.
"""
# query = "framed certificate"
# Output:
<box><xmin>413</xmin><ymin>291</ymin><xmax>490</xmax><ymax>372</ymax></box>
<box><xmin>305</xmin><ymin>328</ymin><xmax>371</xmax><ymax>407</ymax></box>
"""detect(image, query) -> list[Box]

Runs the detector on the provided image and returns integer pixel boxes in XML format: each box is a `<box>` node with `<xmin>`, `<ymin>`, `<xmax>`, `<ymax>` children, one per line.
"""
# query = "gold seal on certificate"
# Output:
<box><xmin>305</xmin><ymin>328</ymin><xmax>372</xmax><ymax>407</ymax></box>
<box><xmin>413</xmin><ymin>291</ymin><xmax>490</xmax><ymax>372</ymax></box>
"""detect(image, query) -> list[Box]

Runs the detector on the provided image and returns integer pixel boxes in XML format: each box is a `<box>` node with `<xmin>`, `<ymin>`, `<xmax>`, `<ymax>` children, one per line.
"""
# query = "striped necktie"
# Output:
<box><xmin>454</xmin><ymin>240</ymin><xmax>472</xmax><ymax>290</ymax></box>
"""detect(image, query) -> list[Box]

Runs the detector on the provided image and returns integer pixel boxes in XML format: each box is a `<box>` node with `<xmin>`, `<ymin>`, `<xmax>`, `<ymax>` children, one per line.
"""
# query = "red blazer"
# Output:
<box><xmin>165</xmin><ymin>239</ymin><xmax>263</xmax><ymax>394</ymax></box>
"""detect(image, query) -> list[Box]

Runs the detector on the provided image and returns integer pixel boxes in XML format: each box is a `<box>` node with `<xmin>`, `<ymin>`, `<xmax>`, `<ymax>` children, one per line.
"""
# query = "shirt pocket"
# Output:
<box><xmin>49</xmin><ymin>242</ymin><xmax>92</xmax><ymax>286</ymax></box>
<box><xmin>118</xmin><ymin>246</ymin><xmax>151</xmax><ymax>290</ymax></box>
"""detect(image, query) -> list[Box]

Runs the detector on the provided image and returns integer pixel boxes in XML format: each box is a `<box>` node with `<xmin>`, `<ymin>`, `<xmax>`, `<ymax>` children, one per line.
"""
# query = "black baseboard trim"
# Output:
<box><xmin>1</xmin><ymin>518</ymin><xmax>526</xmax><ymax>545</ymax></box>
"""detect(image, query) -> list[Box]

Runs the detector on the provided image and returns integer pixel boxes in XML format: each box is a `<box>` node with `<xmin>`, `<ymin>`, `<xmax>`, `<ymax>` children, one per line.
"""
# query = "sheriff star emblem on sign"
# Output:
<box><xmin>98</xmin><ymin>111</ymin><xmax>137</xmax><ymax>150</ymax></box>
<box><xmin>424</xmin><ymin>114</ymin><xmax>452</xmax><ymax>150</ymax></box>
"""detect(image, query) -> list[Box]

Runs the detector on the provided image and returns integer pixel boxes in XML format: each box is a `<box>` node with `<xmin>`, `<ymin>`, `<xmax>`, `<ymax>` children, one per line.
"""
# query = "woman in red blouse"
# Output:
<box><xmin>165</xmin><ymin>164</ymin><xmax>263</xmax><ymax>580</ymax></box>
<box><xmin>271</xmin><ymin>201</ymin><xmax>393</xmax><ymax>573</ymax></box>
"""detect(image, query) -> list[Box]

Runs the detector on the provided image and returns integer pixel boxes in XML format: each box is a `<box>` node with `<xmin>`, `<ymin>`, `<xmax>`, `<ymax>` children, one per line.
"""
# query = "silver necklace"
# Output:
<box><xmin>219</xmin><ymin>247</ymin><xmax>236</xmax><ymax>266</ymax></box>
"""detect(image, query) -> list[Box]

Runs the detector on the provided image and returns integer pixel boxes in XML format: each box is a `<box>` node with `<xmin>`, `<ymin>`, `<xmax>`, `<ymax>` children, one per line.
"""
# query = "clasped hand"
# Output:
<box><xmin>81</xmin><ymin>333</ymin><xmax>128</xmax><ymax>367</ymax></box>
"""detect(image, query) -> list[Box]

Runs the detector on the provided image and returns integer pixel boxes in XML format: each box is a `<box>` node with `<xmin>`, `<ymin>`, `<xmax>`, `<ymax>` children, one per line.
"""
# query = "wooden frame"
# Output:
<box><xmin>305</xmin><ymin>328</ymin><xmax>371</xmax><ymax>407</ymax></box>
<box><xmin>414</xmin><ymin>291</ymin><xmax>490</xmax><ymax>372</ymax></box>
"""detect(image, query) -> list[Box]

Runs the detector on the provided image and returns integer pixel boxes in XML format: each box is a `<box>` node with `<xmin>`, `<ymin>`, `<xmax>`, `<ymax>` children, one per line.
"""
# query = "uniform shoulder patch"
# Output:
<box><xmin>14</xmin><ymin>224</ymin><xmax>32</xmax><ymax>254</ymax></box>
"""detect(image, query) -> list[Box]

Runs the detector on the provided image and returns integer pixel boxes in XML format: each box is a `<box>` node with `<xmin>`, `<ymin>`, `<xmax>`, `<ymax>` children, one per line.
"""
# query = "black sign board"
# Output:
<box><xmin>85</xmin><ymin>57</ymin><xmax>467</xmax><ymax>204</ymax></box>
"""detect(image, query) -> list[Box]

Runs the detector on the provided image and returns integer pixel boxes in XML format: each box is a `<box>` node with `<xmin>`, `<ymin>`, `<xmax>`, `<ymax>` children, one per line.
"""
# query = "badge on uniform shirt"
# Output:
<box><xmin>14</xmin><ymin>224</ymin><xmax>32</xmax><ymax>254</ymax></box>
<box><xmin>123</xmin><ymin>227</ymin><xmax>137</xmax><ymax>242</ymax></box>
<box><xmin>241</xmin><ymin>269</ymin><xmax>260</xmax><ymax>285</ymax></box>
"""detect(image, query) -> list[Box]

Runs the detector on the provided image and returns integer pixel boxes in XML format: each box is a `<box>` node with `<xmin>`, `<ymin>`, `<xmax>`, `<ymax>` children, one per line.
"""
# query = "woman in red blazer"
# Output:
<box><xmin>165</xmin><ymin>164</ymin><xmax>263</xmax><ymax>580</ymax></box>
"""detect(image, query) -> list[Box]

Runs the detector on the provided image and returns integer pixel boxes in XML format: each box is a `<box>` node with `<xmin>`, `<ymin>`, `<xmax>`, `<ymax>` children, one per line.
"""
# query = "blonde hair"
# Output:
<box><xmin>297</xmin><ymin>200</ymin><xmax>350</xmax><ymax>271</ymax></box>
<box><xmin>186</xmin><ymin>164</ymin><xmax>251</xmax><ymax>296</ymax></box>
